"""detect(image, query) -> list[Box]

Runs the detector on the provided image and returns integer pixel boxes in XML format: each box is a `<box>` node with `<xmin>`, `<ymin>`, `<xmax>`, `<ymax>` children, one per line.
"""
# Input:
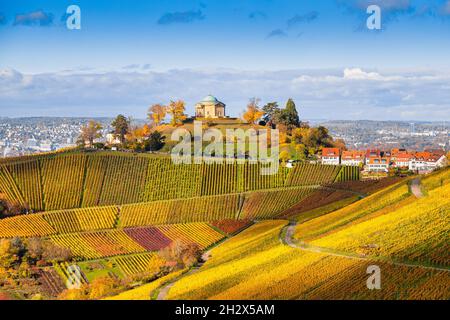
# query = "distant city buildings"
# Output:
<box><xmin>0</xmin><ymin>117</ymin><xmax>115</xmax><ymax>158</ymax></box>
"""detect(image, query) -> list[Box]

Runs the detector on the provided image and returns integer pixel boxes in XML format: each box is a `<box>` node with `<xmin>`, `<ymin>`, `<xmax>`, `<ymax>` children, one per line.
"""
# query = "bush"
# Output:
<box><xmin>25</xmin><ymin>238</ymin><xmax>72</xmax><ymax>264</ymax></box>
<box><xmin>145</xmin><ymin>131</ymin><xmax>165</xmax><ymax>152</ymax></box>
<box><xmin>159</xmin><ymin>240</ymin><xmax>201</xmax><ymax>269</ymax></box>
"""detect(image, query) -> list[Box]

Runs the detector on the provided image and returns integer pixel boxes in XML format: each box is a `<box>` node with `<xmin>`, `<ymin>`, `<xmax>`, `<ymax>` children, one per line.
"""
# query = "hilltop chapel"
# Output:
<box><xmin>195</xmin><ymin>95</ymin><xmax>226</xmax><ymax>118</ymax></box>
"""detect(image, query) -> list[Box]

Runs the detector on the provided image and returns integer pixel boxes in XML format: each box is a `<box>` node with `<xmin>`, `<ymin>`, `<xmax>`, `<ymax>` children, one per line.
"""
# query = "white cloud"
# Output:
<box><xmin>0</xmin><ymin>67</ymin><xmax>449</xmax><ymax>121</ymax></box>
<box><xmin>343</xmin><ymin>68</ymin><xmax>382</xmax><ymax>80</ymax></box>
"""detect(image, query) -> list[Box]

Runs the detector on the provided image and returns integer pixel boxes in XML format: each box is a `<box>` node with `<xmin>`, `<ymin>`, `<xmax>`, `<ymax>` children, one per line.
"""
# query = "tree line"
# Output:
<box><xmin>78</xmin><ymin>97</ymin><xmax>344</xmax><ymax>159</ymax></box>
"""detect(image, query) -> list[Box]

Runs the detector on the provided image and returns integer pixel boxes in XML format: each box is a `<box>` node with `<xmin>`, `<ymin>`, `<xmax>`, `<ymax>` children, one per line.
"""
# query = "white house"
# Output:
<box><xmin>410</xmin><ymin>152</ymin><xmax>448</xmax><ymax>173</ymax></box>
<box><xmin>341</xmin><ymin>150</ymin><xmax>365</xmax><ymax>166</ymax></box>
<box><xmin>321</xmin><ymin>148</ymin><xmax>340</xmax><ymax>165</ymax></box>
<box><xmin>106</xmin><ymin>133</ymin><xmax>121</xmax><ymax>145</ymax></box>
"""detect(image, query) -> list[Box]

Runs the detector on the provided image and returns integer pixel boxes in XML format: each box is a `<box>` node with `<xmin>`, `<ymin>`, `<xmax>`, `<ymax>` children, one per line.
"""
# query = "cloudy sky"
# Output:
<box><xmin>1</xmin><ymin>0</ymin><xmax>450</xmax><ymax>120</ymax></box>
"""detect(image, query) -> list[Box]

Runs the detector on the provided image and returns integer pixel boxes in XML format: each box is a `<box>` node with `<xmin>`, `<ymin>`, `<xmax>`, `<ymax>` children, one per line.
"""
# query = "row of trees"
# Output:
<box><xmin>242</xmin><ymin>98</ymin><xmax>345</xmax><ymax>160</ymax></box>
<box><xmin>243</xmin><ymin>98</ymin><xmax>300</xmax><ymax>131</ymax></box>
<box><xmin>148</xmin><ymin>100</ymin><xmax>187</xmax><ymax>127</ymax></box>
<box><xmin>78</xmin><ymin>97</ymin><xmax>342</xmax><ymax>158</ymax></box>
<box><xmin>78</xmin><ymin>100</ymin><xmax>189</xmax><ymax>151</ymax></box>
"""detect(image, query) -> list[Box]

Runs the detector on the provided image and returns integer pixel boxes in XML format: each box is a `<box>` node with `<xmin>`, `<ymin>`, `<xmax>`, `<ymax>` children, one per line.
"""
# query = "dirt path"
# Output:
<box><xmin>410</xmin><ymin>178</ymin><xmax>424</xmax><ymax>198</ymax></box>
<box><xmin>155</xmin><ymin>250</ymin><xmax>212</xmax><ymax>300</ymax></box>
<box><xmin>282</xmin><ymin>223</ymin><xmax>449</xmax><ymax>273</ymax></box>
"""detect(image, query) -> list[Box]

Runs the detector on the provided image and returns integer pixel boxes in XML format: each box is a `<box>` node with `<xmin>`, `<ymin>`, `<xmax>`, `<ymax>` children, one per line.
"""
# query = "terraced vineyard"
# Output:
<box><xmin>311</xmin><ymin>183</ymin><xmax>450</xmax><ymax>267</ymax></box>
<box><xmin>210</xmin><ymin>219</ymin><xmax>253</xmax><ymax>235</ymax></box>
<box><xmin>241</xmin><ymin>187</ymin><xmax>315</xmax><ymax>219</ymax></box>
<box><xmin>0</xmin><ymin>214</ymin><xmax>56</xmax><ymax>238</ymax></box>
<box><xmin>50</xmin><ymin>230</ymin><xmax>146</xmax><ymax>260</ymax></box>
<box><xmin>5</xmin><ymin>150</ymin><xmax>444</xmax><ymax>301</ymax></box>
<box><xmin>114</xmin><ymin>253</ymin><xmax>165</xmax><ymax>277</ymax></box>
<box><xmin>164</xmin><ymin>220</ymin><xmax>449</xmax><ymax>300</ymax></box>
<box><xmin>42</xmin><ymin>206</ymin><xmax>118</xmax><ymax>234</ymax></box>
<box><xmin>0</xmin><ymin>151</ymin><xmax>359</xmax><ymax>212</ymax></box>
<box><xmin>118</xmin><ymin>193</ymin><xmax>241</xmax><ymax>227</ymax></box>
<box><xmin>294</xmin><ymin>181</ymin><xmax>412</xmax><ymax>241</ymax></box>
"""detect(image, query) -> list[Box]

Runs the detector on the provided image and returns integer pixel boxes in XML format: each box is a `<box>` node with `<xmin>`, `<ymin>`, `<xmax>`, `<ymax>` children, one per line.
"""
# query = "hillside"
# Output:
<box><xmin>0</xmin><ymin>151</ymin><xmax>358</xmax><ymax>213</ymax></box>
<box><xmin>0</xmin><ymin>150</ymin><xmax>362</xmax><ymax>299</ymax></box>
<box><xmin>0</xmin><ymin>151</ymin><xmax>447</xmax><ymax>300</ymax></box>
<box><xmin>105</xmin><ymin>170</ymin><xmax>449</xmax><ymax>300</ymax></box>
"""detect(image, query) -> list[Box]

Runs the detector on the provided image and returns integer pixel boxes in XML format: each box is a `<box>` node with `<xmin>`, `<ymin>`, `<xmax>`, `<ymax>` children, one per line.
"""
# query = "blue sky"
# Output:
<box><xmin>1</xmin><ymin>0</ymin><xmax>450</xmax><ymax>120</ymax></box>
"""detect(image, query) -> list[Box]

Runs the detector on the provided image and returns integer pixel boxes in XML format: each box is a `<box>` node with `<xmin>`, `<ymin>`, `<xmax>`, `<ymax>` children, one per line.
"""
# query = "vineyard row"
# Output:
<box><xmin>0</xmin><ymin>152</ymin><xmax>359</xmax><ymax>212</ymax></box>
<box><xmin>0</xmin><ymin>186</ymin><xmax>314</xmax><ymax>238</ymax></box>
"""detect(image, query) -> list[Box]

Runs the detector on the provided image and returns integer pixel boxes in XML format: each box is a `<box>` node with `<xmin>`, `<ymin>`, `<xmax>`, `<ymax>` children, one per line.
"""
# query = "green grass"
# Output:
<box><xmin>77</xmin><ymin>258</ymin><xmax>123</xmax><ymax>282</ymax></box>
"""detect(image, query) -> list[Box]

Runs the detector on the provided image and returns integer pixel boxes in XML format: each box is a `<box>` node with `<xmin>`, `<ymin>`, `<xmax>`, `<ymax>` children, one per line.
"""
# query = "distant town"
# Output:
<box><xmin>315</xmin><ymin>120</ymin><xmax>450</xmax><ymax>151</ymax></box>
<box><xmin>320</xmin><ymin>147</ymin><xmax>447</xmax><ymax>175</ymax></box>
<box><xmin>0</xmin><ymin>117</ymin><xmax>449</xmax><ymax>160</ymax></box>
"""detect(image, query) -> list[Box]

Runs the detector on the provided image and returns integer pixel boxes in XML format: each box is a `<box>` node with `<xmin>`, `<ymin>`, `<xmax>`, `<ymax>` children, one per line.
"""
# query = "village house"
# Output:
<box><xmin>321</xmin><ymin>148</ymin><xmax>341</xmax><ymax>165</ymax></box>
<box><xmin>365</xmin><ymin>149</ymin><xmax>381</xmax><ymax>165</ymax></box>
<box><xmin>391</xmin><ymin>149</ymin><xmax>415</xmax><ymax>168</ymax></box>
<box><xmin>364</xmin><ymin>149</ymin><xmax>391</xmax><ymax>172</ymax></box>
<box><xmin>409</xmin><ymin>151</ymin><xmax>448</xmax><ymax>173</ymax></box>
<box><xmin>341</xmin><ymin>150</ymin><xmax>365</xmax><ymax>166</ymax></box>
<box><xmin>106</xmin><ymin>133</ymin><xmax>121</xmax><ymax>145</ymax></box>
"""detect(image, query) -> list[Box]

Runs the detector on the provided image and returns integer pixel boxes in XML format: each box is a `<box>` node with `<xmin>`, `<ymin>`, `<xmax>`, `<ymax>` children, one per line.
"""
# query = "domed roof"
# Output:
<box><xmin>201</xmin><ymin>95</ymin><xmax>218</xmax><ymax>103</ymax></box>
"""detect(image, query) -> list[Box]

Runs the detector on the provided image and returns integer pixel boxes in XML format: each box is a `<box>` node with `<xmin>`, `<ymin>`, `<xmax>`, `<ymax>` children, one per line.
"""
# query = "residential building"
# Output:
<box><xmin>366</xmin><ymin>155</ymin><xmax>391</xmax><ymax>172</ymax></box>
<box><xmin>410</xmin><ymin>152</ymin><xmax>448</xmax><ymax>173</ymax></box>
<box><xmin>365</xmin><ymin>149</ymin><xmax>381</xmax><ymax>165</ymax></box>
<box><xmin>321</xmin><ymin>148</ymin><xmax>340</xmax><ymax>165</ymax></box>
<box><xmin>341</xmin><ymin>150</ymin><xmax>365</xmax><ymax>166</ymax></box>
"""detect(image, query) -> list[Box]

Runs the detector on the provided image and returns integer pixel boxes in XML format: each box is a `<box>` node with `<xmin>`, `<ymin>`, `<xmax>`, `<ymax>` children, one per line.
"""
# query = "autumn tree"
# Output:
<box><xmin>279</xmin><ymin>150</ymin><xmax>289</xmax><ymax>163</ymax></box>
<box><xmin>243</xmin><ymin>98</ymin><xmax>264</xmax><ymax>125</ymax></box>
<box><xmin>25</xmin><ymin>238</ymin><xmax>71</xmax><ymax>264</ymax></box>
<box><xmin>0</xmin><ymin>194</ymin><xmax>29</xmax><ymax>217</ymax></box>
<box><xmin>159</xmin><ymin>240</ymin><xmax>201</xmax><ymax>268</ymax></box>
<box><xmin>111</xmin><ymin>114</ymin><xmax>130</xmax><ymax>143</ymax></box>
<box><xmin>148</xmin><ymin>104</ymin><xmax>167</xmax><ymax>126</ymax></box>
<box><xmin>89</xmin><ymin>276</ymin><xmax>123</xmax><ymax>299</ymax></box>
<box><xmin>0</xmin><ymin>238</ymin><xmax>24</xmax><ymax>268</ymax></box>
<box><xmin>167</xmin><ymin>100</ymin><xmax>187</xmax><ymax>126</ymax></box>
<box><xmin>126</xmin><ymin>126</ymin><xmax>144</xmax><ymax>143</ymax></box>
<box><xmin>58</xmin><ymin>285</ymin><xmax>90</xmax><ymax>300</ymax></box>
<box><xmin>79</xmin><ymin>120</ymin><xmax>103</xmax><ymax>148</ymax></box>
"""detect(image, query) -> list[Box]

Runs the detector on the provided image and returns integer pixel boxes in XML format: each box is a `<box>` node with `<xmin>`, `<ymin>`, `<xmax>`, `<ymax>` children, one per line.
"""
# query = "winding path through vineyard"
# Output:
<box><xmin>155</xmin><ymin>250</ymin><xmax>212</xmax><ymax>300</ymax></box>
<box><xmin>153</xmin><ymin>178</ymin><xmax>444</xmax><ymax>300</ymax></box>
<box><xmin>282</xmin><ymin>222</ymin><xmax>449</xmax><ymax>273</ymax></box>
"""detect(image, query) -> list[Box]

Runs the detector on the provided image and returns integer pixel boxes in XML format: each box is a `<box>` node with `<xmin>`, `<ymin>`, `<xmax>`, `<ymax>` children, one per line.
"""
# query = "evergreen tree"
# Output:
<box><xmin>145</xmin><ymin>130</ymin><xmax>165</xmax><ymax>151</ymax></box>
<box><xmin>283</xmin><ymin>98</ymin><xmax>300</xmax><ymax>130</ymax></box>
<box><xmin>262</xmin><ymin>102</ymin><xmax>280</xmax><ymax>127</ymax></box>
<box><xmin>111</xmin><ymin>114</ymin><xmax>130</xmax><ymax>143</ymax></box>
